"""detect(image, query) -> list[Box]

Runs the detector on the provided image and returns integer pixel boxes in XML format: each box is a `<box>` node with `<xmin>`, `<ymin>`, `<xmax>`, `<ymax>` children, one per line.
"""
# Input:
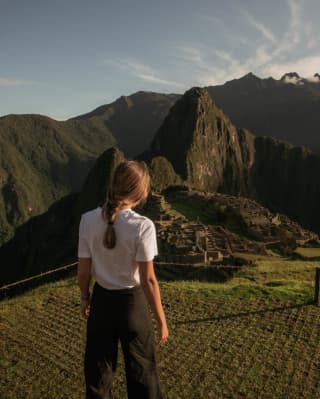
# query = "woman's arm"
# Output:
<box><xmin>77</xmin><ymin>257</ymin><xmax>92</xmax><ymax>319</ymax></box>
<box><xmin>138</xmin><ymin>260</ymin><xmax>168</xmax><ymax>345</ymax></box>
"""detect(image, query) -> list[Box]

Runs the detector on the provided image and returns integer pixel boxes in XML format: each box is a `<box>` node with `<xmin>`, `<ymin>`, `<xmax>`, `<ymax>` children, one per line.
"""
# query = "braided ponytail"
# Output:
<box><xmin>102</xmin><ymin>198</ymin><xmax>121</xmax><ymax>249</ymax></box>
<box><xmin>101</xmin><ymin>160</ymin><xmax>150</xmax><ymax>250</ymax></box>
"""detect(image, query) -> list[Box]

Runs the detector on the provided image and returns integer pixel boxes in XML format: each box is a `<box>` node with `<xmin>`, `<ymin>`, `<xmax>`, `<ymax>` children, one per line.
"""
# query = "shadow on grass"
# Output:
<box><xmin>174</xmin><ymin>301</ymin><xmax>316</xmax><ymax>325</ymax></box>
<box><xmin>155</xmin><ymin>262</ymin><xmax>243</xmax><ymax>283</ymax></box>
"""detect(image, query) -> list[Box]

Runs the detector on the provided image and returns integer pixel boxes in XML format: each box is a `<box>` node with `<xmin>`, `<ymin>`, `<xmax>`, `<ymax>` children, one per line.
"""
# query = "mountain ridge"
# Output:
<box><xmin>2</xmin><ymin>72</ymin><xmax>320</xmax><ymax>246</ymax></box>
<box><xmin>2</xmin><ymin>86</ymin><xmax>320</xmax><ymax>284</ymax></box>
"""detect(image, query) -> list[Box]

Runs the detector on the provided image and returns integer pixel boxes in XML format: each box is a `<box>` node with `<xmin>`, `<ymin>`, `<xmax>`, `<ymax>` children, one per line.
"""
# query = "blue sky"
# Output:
<box><xmin>1</xmin><ymin>0</ymin><xmax>319</xmax><ymax>119</ymax></box>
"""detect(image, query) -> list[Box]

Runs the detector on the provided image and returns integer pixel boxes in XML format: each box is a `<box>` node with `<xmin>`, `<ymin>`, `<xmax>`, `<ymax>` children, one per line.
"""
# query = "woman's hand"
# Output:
<box><xmin>78</xmin><ymin>257</ymin><xmax>92</xmax><ymax>319</ymax></box>
<box><xmin>157</xmin><ymin>321</ymin><xmax>169</xmax><ymax>345</ymax></box>
<box><xmin>81</xmin><ymin>298</ymin><xmax>90</xmax><ymax>319</ymax></box>
<box><xmin>138</xmin><ymin>261</ymin><xmax>169</xmax><ymax>346</ymax></box>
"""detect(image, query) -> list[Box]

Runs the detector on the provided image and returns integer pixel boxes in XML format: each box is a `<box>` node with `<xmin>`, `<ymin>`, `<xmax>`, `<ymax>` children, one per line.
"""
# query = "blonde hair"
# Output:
<box><xmin>102</xmin><ymin>160</ymin><xmax>150</xmax><ymax>249</ymax></box>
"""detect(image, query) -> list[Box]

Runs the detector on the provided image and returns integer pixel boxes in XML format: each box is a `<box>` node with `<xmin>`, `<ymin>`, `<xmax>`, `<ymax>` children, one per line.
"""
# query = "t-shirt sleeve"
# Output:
<box><xmin>135</xmin><ymin>219</ymin><xmax>158</xmax><ymax>262</ymax></box>
<box><xmin>78</xmin><ymin>215</ymin><xmax>91</xmax><ymax>258</ymax></box>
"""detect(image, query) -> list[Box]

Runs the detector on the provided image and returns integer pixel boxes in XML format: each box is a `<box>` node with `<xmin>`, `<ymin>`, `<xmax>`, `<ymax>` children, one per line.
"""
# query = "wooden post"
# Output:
<box><xmin>314</xmin><ymin>267</ymin><xmax>320</xmax><ymax>305</ymax></box>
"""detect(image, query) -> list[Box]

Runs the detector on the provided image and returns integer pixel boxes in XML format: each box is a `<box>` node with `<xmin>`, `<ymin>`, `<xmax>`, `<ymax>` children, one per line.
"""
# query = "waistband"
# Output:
<box><xmin>94</xmin><ymin>281</ymin><xmax>142</xmax><ymax>295</ymax></box>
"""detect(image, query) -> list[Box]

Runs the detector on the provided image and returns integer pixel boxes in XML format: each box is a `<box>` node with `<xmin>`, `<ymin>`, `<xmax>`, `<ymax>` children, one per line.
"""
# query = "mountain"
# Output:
<box><xmin>2</xmin><ymin>71</ymin><xmax>320</xmax><ymax>246</ymax></box>
<box><xmin>72</xmin><ymin>91</ymin><xmax>179</xmax><ymax>158</ymax></box>
<box><xmin>0</xmin><ymin>114</ymin><xmax>116</xmax><ymax>245</ymax></box>
<box><xmin>0</xmin><ymin>147</ymin><xmax>125</xmax><ymax>285</ymax></box>
<box><xmin>2</xmin><ymin>143</ymin><xmax>318</xmax><ymax>286</ymax></box>
<box><xmin>144</xmin><ymin>87</ymin><xmax>251</xmax><ymax>195</ymax></box>
<box><xmin>0</xmin><ymin>92</ymin><xmax>177</xmax><ymax>246</ymax></box>
<box><xmin>206</xmin><ymin>72</ymin><xmax>320</xmax><ymax>154</ymax></box>
<box><xmin>2</xmin><ymin>87</ymin><xmax>320</xmax><ymax>285</ymax></box>
<box><xmin>143</xmin><ymin>87</ymin><xmax>320</xmax><ymax>234</ymax></box>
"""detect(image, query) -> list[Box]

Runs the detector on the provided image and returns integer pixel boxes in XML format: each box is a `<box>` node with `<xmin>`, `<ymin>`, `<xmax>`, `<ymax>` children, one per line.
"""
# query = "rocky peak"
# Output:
<box><xmin>312</xmin><ymin>73</ymin><xmax>320</xmax><ymax>82</ymax></box>
<box><xmin>281</xmin><ymin>72</ymin><xmax>300</xmax><ymax>80</ymax></box>
<box><xmin>223</xmin><ymin>72</ymin><xmax>272</xmax><ymax>90</ymax></box>
<box><xmin>242</xmin><ymin>72</ymin><xmax>260</xmax><ymax>80</ymax></box>
<box><xmin>148</xmin><ymin>87</ymin><xmax>254</xmax><ymax>194</ymax></box>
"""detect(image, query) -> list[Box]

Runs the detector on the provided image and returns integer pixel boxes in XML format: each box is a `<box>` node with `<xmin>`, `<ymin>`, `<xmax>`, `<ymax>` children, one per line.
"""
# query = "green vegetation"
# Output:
<box><xmin>149</xmin><ymin>156</ymin><xmax>182</xmax><ymax>191</ymax></box>
<box><xmin>295</xmin><ymin>246</ymin><xmax>320</xmax><ymax>258</ymax></box>
<box><xmin>167</xmin><ymin>196</ymin><xmax>252</xmax><ymax>239</ymax></box>
<box><xmin>1</xmin><ymin>257</ymin><xmax>319</xmax><ymax>398</ymax></box>
<box><xmin>169</xmin><ymin>198</ymin><xmax>216</xmax><ymax>225</ymax></box>
<box><xmin>0</xmin><ymin>148</ymin><xmax>124</xmax><ymax>286</ymax></box>
<box><xmin>157</xmin><ymin>257</ymin><xmax>316</xmax><ymax>304</ymax></box>
<box><xmin>0</xmin><ymin>114</ymin><xmax>116</xmax><ymax>246</ymax></box>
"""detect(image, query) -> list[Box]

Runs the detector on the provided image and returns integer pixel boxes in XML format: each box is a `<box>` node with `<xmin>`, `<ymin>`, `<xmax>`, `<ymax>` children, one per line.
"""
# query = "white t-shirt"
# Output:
<box><xmin>78</xmin><ymin>207</ymin><xmax>158</xmax><ymax>289</ymax></box>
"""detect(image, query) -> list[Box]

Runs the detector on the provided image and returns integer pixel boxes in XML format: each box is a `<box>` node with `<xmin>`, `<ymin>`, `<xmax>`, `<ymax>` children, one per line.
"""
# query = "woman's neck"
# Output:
<box><xmin>118</xmin><ymin>204</ymin><xmax>133</xmax><ymax>210</ymax></box>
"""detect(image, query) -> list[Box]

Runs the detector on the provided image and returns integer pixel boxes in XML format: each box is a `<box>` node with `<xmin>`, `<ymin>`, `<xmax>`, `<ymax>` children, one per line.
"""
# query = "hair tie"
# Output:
<box><xmin>108</xmin><ymin>221</ymin><xmax>114</xmax><ymax>225</ymax></box>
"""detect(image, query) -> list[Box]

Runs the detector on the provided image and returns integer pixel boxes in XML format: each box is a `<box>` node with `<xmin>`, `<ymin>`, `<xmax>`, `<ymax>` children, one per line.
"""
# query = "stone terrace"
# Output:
<box><xmin>143</xmin><ymin>192</ymin><xmax>268</xmax><ymax>264</ymax></box>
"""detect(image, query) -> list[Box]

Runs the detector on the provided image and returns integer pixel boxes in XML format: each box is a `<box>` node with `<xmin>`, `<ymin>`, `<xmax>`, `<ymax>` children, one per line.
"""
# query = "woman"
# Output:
<box><xmin>77</xmin><ymin>160</ymin><xmax>168</xmax><ymax>399</ymax></box>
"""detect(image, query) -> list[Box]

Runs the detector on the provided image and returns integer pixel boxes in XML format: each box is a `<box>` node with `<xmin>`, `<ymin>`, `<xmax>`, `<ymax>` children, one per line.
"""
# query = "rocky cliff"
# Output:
<box><xmin>147</xmin><ymin>88</ymin><xmax>254</xmax><ymax>195</ymax></box>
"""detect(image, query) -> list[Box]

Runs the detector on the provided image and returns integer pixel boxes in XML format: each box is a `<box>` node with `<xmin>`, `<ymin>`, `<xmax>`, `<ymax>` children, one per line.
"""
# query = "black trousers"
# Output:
<box><xmin>84</xmin><ymin>282</ymin><xmax>163</xmax><ymax>399</ymax></box>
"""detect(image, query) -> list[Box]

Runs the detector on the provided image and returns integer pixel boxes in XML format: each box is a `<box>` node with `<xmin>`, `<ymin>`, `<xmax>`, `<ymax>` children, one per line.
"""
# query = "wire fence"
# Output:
<box><xmin>1</xmin><ymin>258</ymin><xmax>319</xmax><ymax>305</ymax></box>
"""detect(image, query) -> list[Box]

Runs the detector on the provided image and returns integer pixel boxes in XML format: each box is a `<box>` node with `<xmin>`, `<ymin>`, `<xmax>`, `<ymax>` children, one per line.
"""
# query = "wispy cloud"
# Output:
<box><xmin>177</xmin><ymin>0</ymin><xmax>317</xmax><ymax>86</ymax></box>
<box><xmin>200</xmin><ymin>14</ymin><xmax>251</xmax><ymax>48</ymax></box>
<box><xmin>263</xmin><ymin>56</ymin><xmax>320</xmax><ymax>78</ymax></box>
<box><xmin>287</xmin><ymin>0</ymin><xmax>301</xmax><ymax>45</ymax></box>
<box><xmin>104</xmin><ymin>57</ymin><xmax>184</xmax><ymax>88</ymax></box>
<box><xmin>0</xmin><ymin>78</ymin><xmax>33</xmax><ymax>87</ymax></box>
<box><xmin>176</xmin><ymin>46</ymin><xmax>204</xmax><ymax>65</ymax></box>
<box><xmin>241</xmin><ymin>10</ymin><xmax>276</xmax><ymax>43</ymax></box>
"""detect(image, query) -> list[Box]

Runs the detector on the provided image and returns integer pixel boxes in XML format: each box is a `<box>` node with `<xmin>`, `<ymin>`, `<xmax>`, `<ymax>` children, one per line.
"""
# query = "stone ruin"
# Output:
<box><xmin>141</xmin><ymin>189</ymin><xmax>320</xmax><ymax>265</ymax></box>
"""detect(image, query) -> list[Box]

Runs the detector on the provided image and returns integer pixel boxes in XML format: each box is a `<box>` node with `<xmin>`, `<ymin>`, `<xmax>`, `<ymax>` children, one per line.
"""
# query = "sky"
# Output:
<box><xmin>1</xmin><ymin>0</ymin><xmax>319</xmax><ymax>120</ymax></box>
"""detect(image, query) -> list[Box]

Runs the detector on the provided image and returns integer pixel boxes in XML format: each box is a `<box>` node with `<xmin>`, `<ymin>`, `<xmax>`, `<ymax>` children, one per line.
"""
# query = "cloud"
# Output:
<box><xmin>282</xmin><ymin>75</ymin><xmax>302</xmax><ymax>84</ymax></box>
<box><xmin>262</xmin><ymin>56</ymin><xmax>320</xmax><ymax>79</ymax></box>
<box><xmin>306</xmin><ymin>75</ymin><xmax>320</xmax><ymax>83</ymax></box>
<box><xmin>200</xmin><ymin>14</ymin><xmax>251</xmax><ymax>48</ymax></box>
<box><xmin>177</xmin><ymin>0</ymin><xmax>317</xmax><ymax>86</ymax></box>
<box><xmin>241</xmin><ymin>10</ymin><xmax>276</xmax><ymax>43</ymax></box>
<box><xmin>194</xmin><ymin>44</ymin><xmax>276</xmax><ymax>86</ymax></box>
<box><xmin>287</xmin><ymin>0</ymin><xmax>301</xmax><ymax>45</ymax></box>
<box><xmin>175</xmin><ymin>46</ymin><xmax>203</xmax><ymax>65</ymax></box>
<box><xmin>104</xmin><ymin>57</ymin><xmax>184</xmax><ymax>89</ymax></box>
<box><xmin>0</xmin><ymin>78</ymin><xmax>33</xmax><ymax>87</ymax></box>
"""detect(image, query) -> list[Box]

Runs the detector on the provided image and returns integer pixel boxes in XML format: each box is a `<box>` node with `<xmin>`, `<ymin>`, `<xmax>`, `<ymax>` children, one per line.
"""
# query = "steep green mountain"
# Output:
<box><xmin>0</xmin><ymin>114</ymin><xmax>116</xmax><ymax>245</ymax></box>
<box><xmin>0</xmin><ymin>147</ymin><xmax>124</xmax><ymax>285</ymax></box>
<box><xmin>145</xmin><ymin>88</ymin><xmax>252</xmax><ymax>195</ymax></box>
<box><xmin>207</xmin><ymin>72</ymin><xmax>320</xmax><ymax>153</ymax></box>
<box><xmin>143</xmin><ymin>87</ymin><xmax>320</xmax><ymax>234</ymax></box>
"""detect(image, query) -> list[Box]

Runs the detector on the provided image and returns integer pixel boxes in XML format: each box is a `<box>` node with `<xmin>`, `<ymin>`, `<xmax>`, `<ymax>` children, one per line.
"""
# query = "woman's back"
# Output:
<box><xmin>77</xmin><ymin>160</ymin><xmax>167</xmax><ymax>399</ymax></box>
<box><xmin>78</xmin><ymin>207</ymin><xmax>158</xmax><ymax>290</ymax></box>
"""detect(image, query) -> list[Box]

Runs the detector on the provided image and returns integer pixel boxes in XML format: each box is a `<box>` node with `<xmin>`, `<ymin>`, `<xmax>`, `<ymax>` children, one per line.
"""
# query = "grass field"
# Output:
<box><xmin>1</xmin><ymin>258</ymin><xmax>320</xmax><ymax>398</ymax></box>
<box><xmin>295</xmin><ymin>247</ymin><xmax>320</xmax><ymax>259</ymax></box>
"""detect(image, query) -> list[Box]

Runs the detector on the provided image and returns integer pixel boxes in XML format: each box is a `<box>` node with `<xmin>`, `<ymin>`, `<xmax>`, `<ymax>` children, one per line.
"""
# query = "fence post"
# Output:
<box><xmin>314</xmin><ymin>267</ymin><xmax>320</xmax><ymax>305</ymax></box>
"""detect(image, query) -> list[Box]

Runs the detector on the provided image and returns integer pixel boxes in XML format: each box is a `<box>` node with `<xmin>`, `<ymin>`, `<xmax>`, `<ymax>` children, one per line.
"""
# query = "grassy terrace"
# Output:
<box><xmin>1</xmin><ymin>257</ymin><xmax>320</xmax><ymax>398</ymax></box>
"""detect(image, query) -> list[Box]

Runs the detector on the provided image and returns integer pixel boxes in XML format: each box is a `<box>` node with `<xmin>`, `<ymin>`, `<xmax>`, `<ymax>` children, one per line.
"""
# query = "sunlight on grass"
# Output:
<box><xmin>1</xmin><ymin>256</ymin><xmax>320</xmax><ymax>399</ymax></box>
<box><xmin>295</xmin><ymin>247</ymin><xmax>320</xmax><ymax>258</ymax></box>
